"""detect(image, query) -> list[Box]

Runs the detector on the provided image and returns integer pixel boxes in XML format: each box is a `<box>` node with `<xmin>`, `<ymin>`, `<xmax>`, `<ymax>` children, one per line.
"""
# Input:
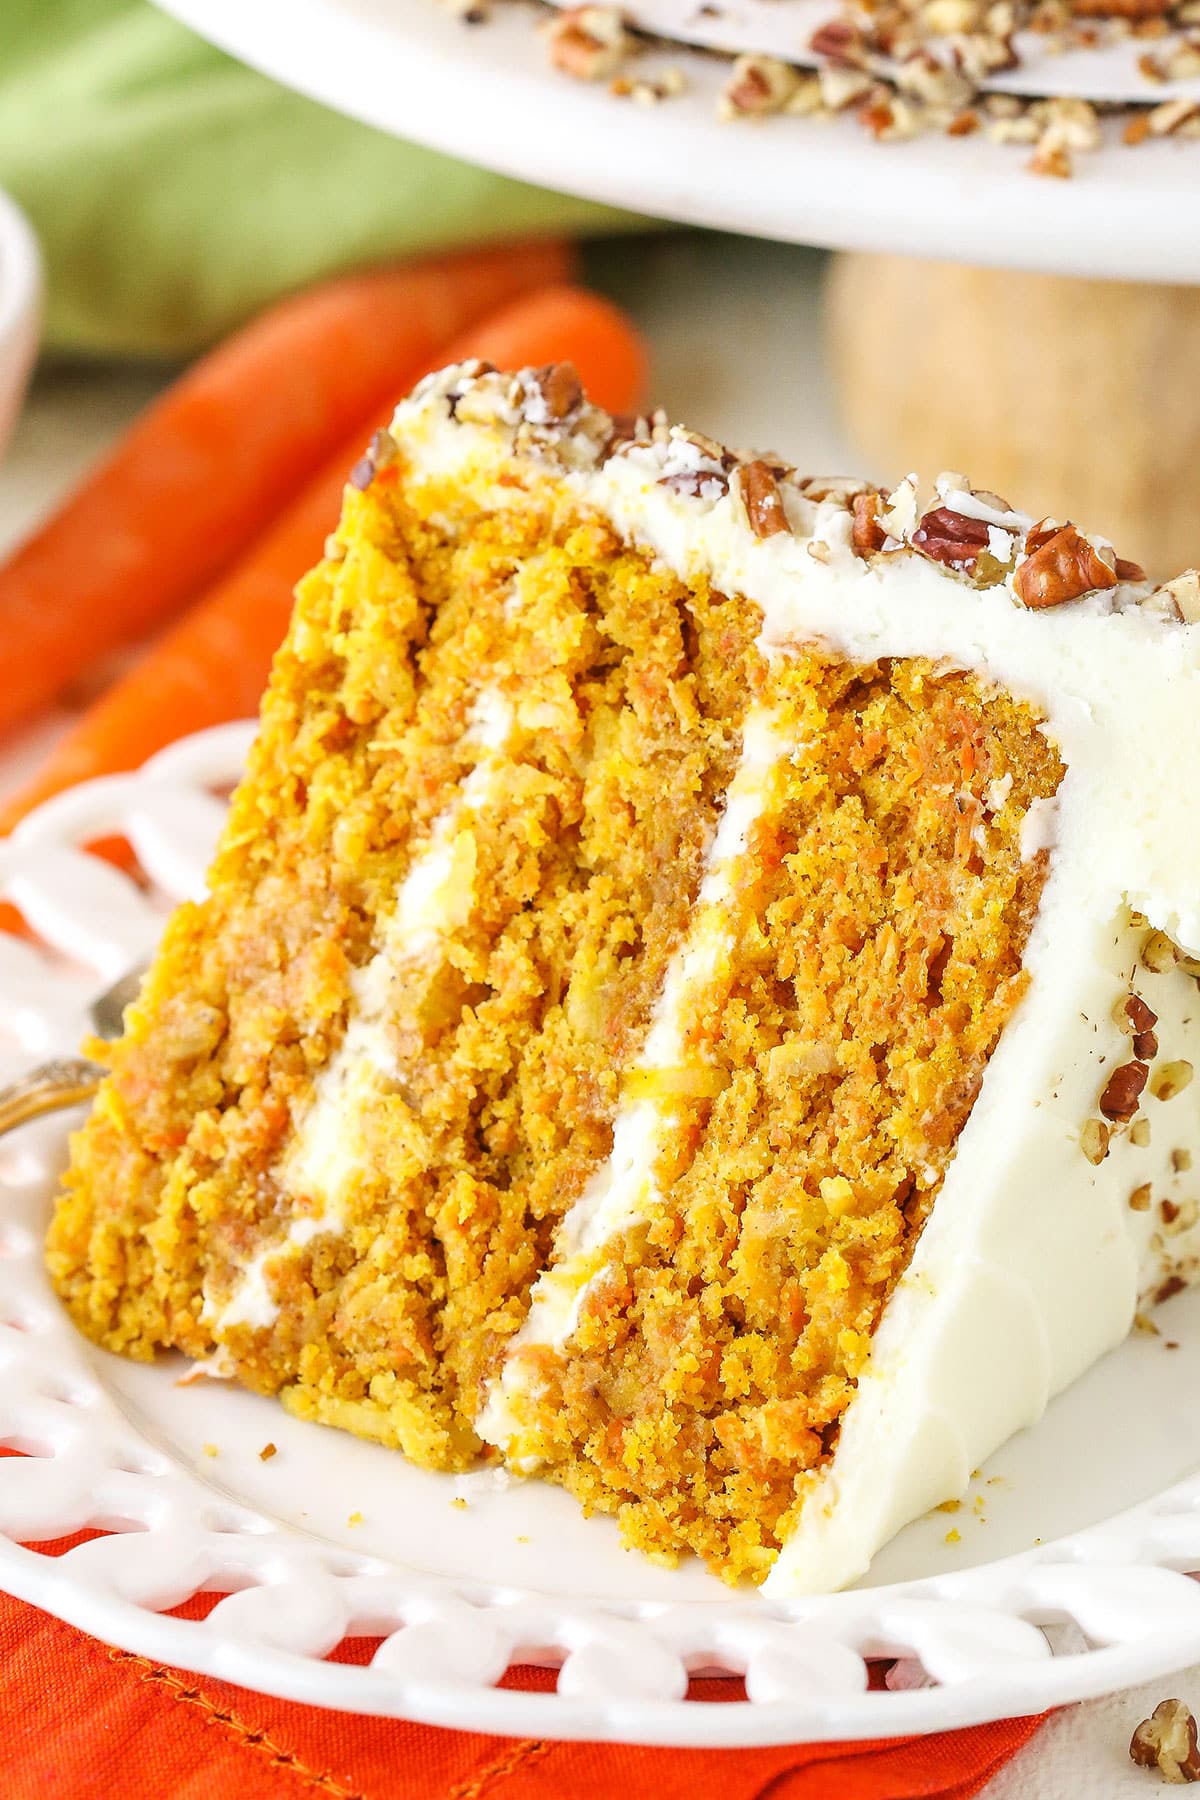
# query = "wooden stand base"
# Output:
<box><xmin>824</xmin><ymin>253</ymin><xmax>1200</xmax><ymax>581</ymax></box>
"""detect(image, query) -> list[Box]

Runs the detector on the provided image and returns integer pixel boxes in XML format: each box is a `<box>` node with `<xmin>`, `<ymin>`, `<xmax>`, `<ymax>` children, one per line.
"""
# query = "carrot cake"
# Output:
<box><xmin>47</xmin><ymin>360</ymin><xmax>1200</xmax><ymax>1594</ymax></box>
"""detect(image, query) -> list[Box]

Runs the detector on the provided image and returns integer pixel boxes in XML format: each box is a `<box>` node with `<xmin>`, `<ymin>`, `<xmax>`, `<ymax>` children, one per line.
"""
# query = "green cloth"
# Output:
<box><xmin>0</xmin><ymin>0</ymin><xmax>637</xmax><ymax>357</ymax></box>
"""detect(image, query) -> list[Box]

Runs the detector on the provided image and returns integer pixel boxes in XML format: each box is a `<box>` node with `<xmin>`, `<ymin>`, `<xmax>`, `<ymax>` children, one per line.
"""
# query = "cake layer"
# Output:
<box><xmin>48</xmin><ymin>360</ymin><xmax>1200</xmax><ymax>1593</ymax></box>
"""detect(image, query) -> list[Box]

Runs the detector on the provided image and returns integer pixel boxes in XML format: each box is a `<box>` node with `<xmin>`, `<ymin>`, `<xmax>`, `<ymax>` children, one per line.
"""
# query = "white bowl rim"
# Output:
<box><xmin>0</xmin><ymin>187</ymin><xmax>42</xmax><ymax>355</ymax></box>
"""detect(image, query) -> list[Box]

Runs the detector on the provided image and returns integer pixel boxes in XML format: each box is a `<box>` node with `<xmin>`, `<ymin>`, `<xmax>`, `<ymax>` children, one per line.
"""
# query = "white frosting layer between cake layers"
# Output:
<box><xmin>476</xmin><ymin>702</ymin><xmax>793</xmax><ymax>1461</ymax></box>
<box><xmin>203</xmin><ymin>685</ymin><xmax>516</xmax><ymax>1339</ymax></box>
<box><xmin>390</xmin><ymin>377</ymin><xmax>1200</xmax><ymax>1595</ymax></box>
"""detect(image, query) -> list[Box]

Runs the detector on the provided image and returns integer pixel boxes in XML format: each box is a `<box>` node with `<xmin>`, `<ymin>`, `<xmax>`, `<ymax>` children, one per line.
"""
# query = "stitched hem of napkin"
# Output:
<box><xmin>105</xmin><ymin>1646</ymin><xmax>366</xmax><ymax>1799</ymax></box>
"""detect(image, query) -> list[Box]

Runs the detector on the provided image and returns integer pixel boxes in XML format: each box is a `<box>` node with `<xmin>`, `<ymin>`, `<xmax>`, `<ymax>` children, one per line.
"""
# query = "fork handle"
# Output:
<box><xmin>0</xmin><ymin>1059</ymin><xmax>103</xmax><ymax>1137</ymax></box>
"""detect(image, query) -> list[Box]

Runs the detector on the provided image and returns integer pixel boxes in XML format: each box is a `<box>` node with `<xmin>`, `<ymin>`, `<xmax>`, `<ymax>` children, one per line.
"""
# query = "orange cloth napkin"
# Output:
<box><xmin>0</xmin><ymin>1585</ymin><xmax>1045</xmax><ymax>1800</ymax></box>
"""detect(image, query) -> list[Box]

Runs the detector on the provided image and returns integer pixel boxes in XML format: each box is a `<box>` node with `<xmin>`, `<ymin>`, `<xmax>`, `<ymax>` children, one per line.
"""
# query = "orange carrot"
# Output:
<box><xmin>0</xmin><ymin>242</ymin><xmax>573</xmax><ymax>743</ymax></box>
<box><xmin>0</xmin><ymin>284</ymin><xmax>649</xmax><ymax>832</ymax></box>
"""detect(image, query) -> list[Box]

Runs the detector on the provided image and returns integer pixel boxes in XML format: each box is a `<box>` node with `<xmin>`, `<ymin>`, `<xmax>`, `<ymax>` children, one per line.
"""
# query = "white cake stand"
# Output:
<box><xmin>155</xmin><ymin>0</ymin><xmax>1200</xmax><ymax>283</ymax></box>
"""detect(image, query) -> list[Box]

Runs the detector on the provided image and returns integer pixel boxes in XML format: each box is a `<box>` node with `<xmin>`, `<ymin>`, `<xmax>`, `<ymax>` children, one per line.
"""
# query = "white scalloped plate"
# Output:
<box><xmin>6</xmin><ymin>722</ymin><xmax>1200</xmax><ymax>1744</ymax></box>
<box><xmin>154</xmin><ymin>0</ymin><xmax>1200</xmax><ymax>284</ymax></box>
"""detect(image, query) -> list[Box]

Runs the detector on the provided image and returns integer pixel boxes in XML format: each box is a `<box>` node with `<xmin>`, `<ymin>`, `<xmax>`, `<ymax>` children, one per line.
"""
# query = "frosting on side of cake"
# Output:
<box><xmin>389</xmin><ymin>364</ymin><xmax>1200</xmax><ymax>1593</ymax></box>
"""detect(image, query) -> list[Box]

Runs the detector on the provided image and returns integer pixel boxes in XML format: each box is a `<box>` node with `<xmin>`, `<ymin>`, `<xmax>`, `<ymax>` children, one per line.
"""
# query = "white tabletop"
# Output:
<box><xmin>1</xmin><ymin>229</ymin><xmax>1197</xmax><ymax>1788</ymax></box>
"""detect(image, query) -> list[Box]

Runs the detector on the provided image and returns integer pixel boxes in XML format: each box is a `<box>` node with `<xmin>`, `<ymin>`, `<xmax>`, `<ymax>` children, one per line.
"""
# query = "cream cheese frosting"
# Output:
<box><xmin>390</xmin><ymin>363</ymin><xmax>1200</xmax><ymax>1595</ymax></box>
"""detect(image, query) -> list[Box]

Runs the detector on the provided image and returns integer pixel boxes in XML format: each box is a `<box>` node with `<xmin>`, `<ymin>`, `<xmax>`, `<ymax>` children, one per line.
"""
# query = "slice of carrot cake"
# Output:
<box><xmin>47</xmin><ymin>361</ymin><xmax>1200</xmax><ymax>1594</ymax></box>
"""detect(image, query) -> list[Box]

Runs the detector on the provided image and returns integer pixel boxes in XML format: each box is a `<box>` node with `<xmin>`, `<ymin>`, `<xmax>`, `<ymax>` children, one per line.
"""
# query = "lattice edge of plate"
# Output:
<box><xmin>2</xmin><ymin>724</ymin><xmax>1200</xmax><ymax>1743</ymax></box>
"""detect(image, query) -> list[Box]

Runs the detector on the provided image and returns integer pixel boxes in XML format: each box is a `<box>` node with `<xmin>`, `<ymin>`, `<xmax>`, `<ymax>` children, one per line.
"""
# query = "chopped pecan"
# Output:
<box><xmin>879</xmin><ymin>475</ymin><xmax>919</xmax><ymax>539</ymax></box>
<box><xmin>786</xmin><ymin>73</ymin><xmax>826</xmax><ymax>118</ymax></box>
<box><xmin>820</xmin><ymin>64</ymin><xmax>874</xmax><ymax>108</ymax></box>
<box><xmin>1029</xmin><ymin>137</ymin><xmax>1073</xmax><ymax>179</ymax></box>
<box><xmin>603</xmin><ymin>412</ymin><xmax>642</xmax><ymax>457</ymax></box>
<box><xmin>859</xmin><ymin>95</ymin><xmax>897</xmax><ymax>138</ymax></box>
<box><xmin>545</xmin><ymin>6</ymin><xmax>634</xmax><ymax>80</ymax></box>
<box><xmin>747</xmin><ymin>452</ymin><xmax>794</xmax><ymax>480</ymax></box>
<box><xmin>1123</xmin><ymin>993</ymin><xmax>1160</xmax><ymax>1060</ymax></box>
<box><xmin>896</xmin><ymin>50</ymin><xmax>973</xmax><ymax>109</ymax></box>
<box><xmin>738</xmin><ymin>460</ymin><xmax>790</xmax><ymax>538</ymax></box>
<box><xmin>957</xmin><ymin>30</ymin><xmax>1019</xmax><ymax>79</ymax></box>
<box><xmin>611</xmin><ymin>68</ymin><xmax>687</xmax><ymax>103</ymax></box>
<box><xmin>1080</xmin><ymin>1118</ymin><xmax>1111</xmax><ymax>1165</ymax></box>
<box><xmin>1142</xmin><ymin>929</ymin><xmax>1179</xmax><ymax>973</ymax></box>
<box><xmin>1043</xmin><ymin>96</ymin><xmax>1102</xmax><ymax>150</ymax></box>
<box><xmin>852</xmin><ymin>492</ymin><xmax>888</xmax><ymax>556</ymax></box>
<box><xmin>1148</xmin><ymin>96</ymin><xmax>1200</xmax><ymax>136</ymax></box>
<box><xmin>1130</xmin><ymin>1699</ymin><xmax>1200</xmax><ymax>1782</ymax></box>
<box><xmin>720</xmin><ymin>53</ymin><xmax>799</xmax><ymax>116</ymax></box>
<box><xmin>859</xmin><ymin>92</ymin><xmax>923</xmax><ymax>142</ymax></box>
<box><xmin>674</xmin><ymin>429</ymin><xmax>727</xmax><ymax>464</ymax></box>
<box><xmin>987</xmin><ymin>110</ymin><xmax>1041</xmax><ymax>146</ymax></box>
<box><xmin>526</xmin><ymin>361</ymin><xmax>584</xmax><ymax>422</ymax></box>
<box><xmin>348</xmin><ymin>428</ymin><xmax>398</xmax><ymax>492</ymax></box>
<box><xmin>809</xmin><ymin>19</ymin><xmax>864</xmax><ymax>61</ymax></box>
<box><xmin>911</xmin><ymin>506</ymin><xmax>992</xmax><ymax>570</ymax></box>
<box><xmin>1099</xmin><ymin>1059</ymin><xmax>1149</xmax><ymax>1123</ymax></box>
<box><xmin>1023</xmin><ymin>518</ymin><xmax>1060</xmax><ymax>556</ymax></box>
<box><xmin>1169</xmin><ymin>1198</ymin><xmax>1200</xmax><ymax>1233</ymax></box>
<box><xmin>1013</xmin><ymin>523</ymin><xmax>1118</xmax><ymax>609</ymax></box>
<box><xmin>1152</xmin><ymin>1059</ymin><xmax>1194</xmax><ymax>1101</ymax></box>
<box><xmin>1158</xmin><ymin>570</ymin><xmax>1200</xmax><ymax>623</ymax></box>
<box><xmin>1166</xmin><ymin>36</ymin><xmax>1200</xmax><ymax>76</ymax></box>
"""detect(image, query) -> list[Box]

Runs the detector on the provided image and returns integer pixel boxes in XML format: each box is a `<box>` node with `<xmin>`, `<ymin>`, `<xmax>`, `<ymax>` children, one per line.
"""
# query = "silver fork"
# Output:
<box><xmin>0</xmin><ymin>966</ymin><xmax>145</xmax><ymax>1137</ymax></box>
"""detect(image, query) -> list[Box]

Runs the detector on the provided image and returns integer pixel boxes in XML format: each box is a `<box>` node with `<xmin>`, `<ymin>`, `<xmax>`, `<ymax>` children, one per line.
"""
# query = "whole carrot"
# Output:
<box><xmin>0</xmin><ymin>242</ymin><xmax>573</xmax><ymax>744</ymax></box>
<box><xmin>1</xmin><ymin>285</ymin><xmax>649</xmax><ymax>832</ymax></box>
